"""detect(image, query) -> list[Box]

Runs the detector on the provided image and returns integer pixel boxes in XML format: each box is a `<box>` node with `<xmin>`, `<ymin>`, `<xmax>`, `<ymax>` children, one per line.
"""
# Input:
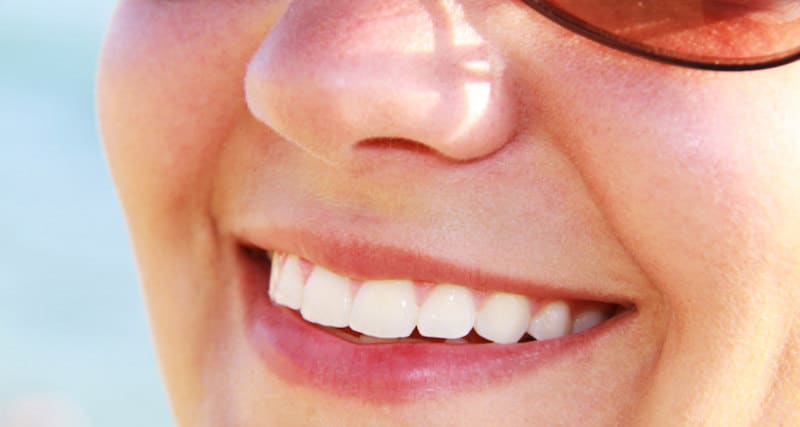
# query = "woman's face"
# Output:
<box><xmin>97</xmin><ymin>1</ymin><xmax>800</xmax><ymax>425</ymax></box>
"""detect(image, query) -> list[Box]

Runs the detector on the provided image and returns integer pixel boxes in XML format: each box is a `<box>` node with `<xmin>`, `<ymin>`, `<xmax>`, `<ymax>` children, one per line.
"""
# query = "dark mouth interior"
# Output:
<box><xmin>320</xmin><ymin>325</ymin><xmax>536</xmax><ymax>345</ymax></box>
<box><xmin>244</xmin><ymin>245</ymin><xmax>622</xmax><ymax>345</ymax></box>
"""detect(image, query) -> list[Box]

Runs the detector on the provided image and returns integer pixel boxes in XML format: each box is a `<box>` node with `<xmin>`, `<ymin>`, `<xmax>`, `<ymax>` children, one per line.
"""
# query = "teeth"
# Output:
<box><xmin>266</xmin><ymin>252</ymin><xmax>616</xmax><ymax>344</ymax></box>
<box><xmin>300</xmin><ymin>265</ymin><xmax>353</xmax><ymax>328</ymax></box>
<box><xmin>572</xmin><ymin>308</ymin><xmax>611</xmax><ymax>334</ymax></box>
<box><xmin>474</xmin><ymin>293</ymin><xmax>531</xmax><ymax>344</ymax></box>
<box><xmin>271</xmin><ymin>254</ymin><xmax>303</xmax><ymax>310</ymax></box>
<box><xmin>417</xmin><ymin>284</ymin><xmax>475</xmax><ymax>339</ymax></box>
<box><xmin>528</xmin><ymin>301</ymin><xmax>572</xmax><ymax>341</ymax></box>
<box><xmin>349</xmin><ymin>280</ymin><xmax>419</xmax><ymax>339</ymax></box>
<box><xmin>267</xmin><ymin>253</ymin><xmax>281</xmax><ymax>301</ymax></box>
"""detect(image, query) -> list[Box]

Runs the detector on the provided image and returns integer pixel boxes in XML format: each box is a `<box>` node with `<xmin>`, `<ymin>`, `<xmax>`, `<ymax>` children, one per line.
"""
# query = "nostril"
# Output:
<box><xmin>355</xmin><ymin>138</ymin><xmax>439</xmax><ymax>157</ymax></box>
<box><xmin>354</xmin><ymin>137</ymin><xmax>499</xmax><ymax>164</ymax></box>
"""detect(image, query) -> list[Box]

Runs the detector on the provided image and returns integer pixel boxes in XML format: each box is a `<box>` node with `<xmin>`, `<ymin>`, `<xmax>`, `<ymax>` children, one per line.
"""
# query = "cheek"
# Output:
<box><xmin>554</xmin><ymin>63</ymin><xmax>800</xmax><ymax>311</ymax></box>
<box><xmin>96</xmin><ymin>1</ymin><xmax>287</xmax><ymax>417</ymax></box>
<box><xmin>97</xmin><ymin>0</ymin><xmax>281</xmax><ymax>218</ymax></box>
<box><xmin>556</xmin><ymin>67</ymin><xmax>800</xmax><ymax>417</ymax></box>
<box><xmin>491</xmin><ymin>5</ymin><xmax>800</xmax><ymax>308</ymax></box>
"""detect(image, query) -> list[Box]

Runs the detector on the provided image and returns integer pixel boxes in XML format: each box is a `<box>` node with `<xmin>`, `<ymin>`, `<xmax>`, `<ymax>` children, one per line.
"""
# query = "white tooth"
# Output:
<box><xmin>271</xmin><ymin>254</ymin><xmax>303</xmax><ymax>310</ymax></box>
<box><xmin>417</xmin><ymin>284</ymin><xmax>475</xmax><ymax>339</ymax></box>
<box><xmin>474</xmin><ymin>293</ymin><xmax>531</xmax><ymax>344</ymax></box>
<box><xmin>528</xmin><ymin>301</ymin><xmax>572</xmax><ymax>341</ymax></box>
<box><xmin>268</xmin><ymin>253</ymin><xmax>283</xmax><ymax>301</ymax></box>
<box><xmin>572</xmin><ymin>308</ymin><xmax>610</xmax><ymax>334</ymax></box>
<box><xmin>300</xmin><ymin>266</ymin><xmax>353</xmax><ymax>328</ymax></box>
<box><xmin>349</xmin><ymin>280</ymin><xmax>419</xmax><ymax>339</ymax></box>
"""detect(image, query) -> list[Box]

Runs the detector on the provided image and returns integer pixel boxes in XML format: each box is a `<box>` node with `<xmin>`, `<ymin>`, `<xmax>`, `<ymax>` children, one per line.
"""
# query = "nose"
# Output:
<box><xmin>244</xmin><ymin>0</ymin><xmax>519</xmax><ymax>162</ymax></box>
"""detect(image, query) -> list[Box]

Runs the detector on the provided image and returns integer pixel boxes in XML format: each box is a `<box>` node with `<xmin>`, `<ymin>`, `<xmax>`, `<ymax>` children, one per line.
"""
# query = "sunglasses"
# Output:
<box><xmin>521</xmin><ymin>0</ymin><xmax>800</xmax><ymax>70</ymax></box>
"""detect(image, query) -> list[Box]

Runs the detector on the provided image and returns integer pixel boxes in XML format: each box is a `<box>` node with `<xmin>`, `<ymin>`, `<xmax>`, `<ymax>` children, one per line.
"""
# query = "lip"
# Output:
<box><xmin>237</xmin><ymin>225</ymin><xmax>634</xmax><ymax>305</ymax></box>
<box><xmin>249</xmin><ymin>291</ymin><xmax>634</xmax><ymax>403</ymax></box>
<box><xmin>235</xmin><ymin>228</ymin><xmax>637</xmax><ymax>403</ymax></box>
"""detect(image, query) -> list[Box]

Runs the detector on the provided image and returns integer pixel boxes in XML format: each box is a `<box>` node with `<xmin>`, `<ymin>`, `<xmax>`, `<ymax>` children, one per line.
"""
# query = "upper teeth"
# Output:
<box><xmin>268</xmin><ymin>253</ymin><xmax>613</xmax><ymax>344</ymax></box>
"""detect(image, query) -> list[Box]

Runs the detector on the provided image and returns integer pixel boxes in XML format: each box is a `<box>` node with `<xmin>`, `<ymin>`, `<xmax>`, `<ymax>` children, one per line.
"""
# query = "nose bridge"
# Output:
<box><xmin>245</xmin><ymin>0</ymin><xmax>518</xmax><ymax>162</ymax></box>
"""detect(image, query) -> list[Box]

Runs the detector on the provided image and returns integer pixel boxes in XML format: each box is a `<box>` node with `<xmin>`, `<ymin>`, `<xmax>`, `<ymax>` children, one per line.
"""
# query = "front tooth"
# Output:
<box><xmin>528</xmin><ymin>301</ymin><xmax>572</xmax><ymax>341</ymax></box>
<box><xmin>349</xmin><ymin>280</ymin><xmax>419</xmax><ymax>339</ymax></box>
<box><xmin>572</xmin><ymin>308</ymin><xmax>610</xmax><ymax>333</ymax></box>
<box><xmin>417</xmin><ymin>284</ymin><xmax>475</xmax><ymax>339</ymax></box>
<box><xmin>474</xmin><ymin>293</ymin><xmax>531</xmax><ymax>344</ymax></box>
<box><xmin>270</xmin><ymin>254</ymin><xmax>303</xmax><ymax>310</ymax></box>
<box><xmin>300</xmin><ymin>266</ymin><xmax>353</xmax><ymax>328</ymax></box>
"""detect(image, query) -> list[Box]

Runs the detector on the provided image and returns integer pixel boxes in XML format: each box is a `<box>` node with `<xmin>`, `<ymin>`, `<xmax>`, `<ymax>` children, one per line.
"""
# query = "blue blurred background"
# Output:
<box><xmin>1</xmin><ymin>1</ymin><xmax>173</xmax><ymax>425</ymax></box>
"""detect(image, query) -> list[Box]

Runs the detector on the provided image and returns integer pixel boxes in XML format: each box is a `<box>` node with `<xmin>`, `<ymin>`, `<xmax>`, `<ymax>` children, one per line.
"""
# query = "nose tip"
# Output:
<box><xmin>244</xmin><ymin>0</ymin><xmax>518</xmax><ymax>162</ymax></box>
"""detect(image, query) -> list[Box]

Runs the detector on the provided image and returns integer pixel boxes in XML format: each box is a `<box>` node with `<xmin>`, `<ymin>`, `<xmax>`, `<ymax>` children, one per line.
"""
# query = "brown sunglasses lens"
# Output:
<box><xmin>535</xmin><ymin>0</ymin><xmax>800</xmax><ymax>66</ymax></box>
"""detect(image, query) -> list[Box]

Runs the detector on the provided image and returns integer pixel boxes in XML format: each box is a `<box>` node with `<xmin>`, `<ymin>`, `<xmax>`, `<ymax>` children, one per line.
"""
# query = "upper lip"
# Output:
<box><xmin>236</xmin><ymin>224</ymin><xmax>636</xmax><ymax>307</ymax></box>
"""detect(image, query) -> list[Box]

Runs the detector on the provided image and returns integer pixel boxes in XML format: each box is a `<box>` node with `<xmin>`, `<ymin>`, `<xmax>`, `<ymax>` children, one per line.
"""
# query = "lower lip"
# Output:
<box><xmin>240</xmin><ymin>249</ymin><xmax>630</xmax><ymax>403</ymax></box>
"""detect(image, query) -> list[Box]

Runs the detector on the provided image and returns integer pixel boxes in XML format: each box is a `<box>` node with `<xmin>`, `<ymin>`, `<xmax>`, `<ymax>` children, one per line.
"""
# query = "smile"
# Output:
<box><xmin>268</xmin><ymin>252</ymin><xmax>618</xmax><ymax>344</ymax></box>
<box><xmin>239</xmin><ymin>230</ymin><xmax>637</xmax><ymax>402</ymax></box>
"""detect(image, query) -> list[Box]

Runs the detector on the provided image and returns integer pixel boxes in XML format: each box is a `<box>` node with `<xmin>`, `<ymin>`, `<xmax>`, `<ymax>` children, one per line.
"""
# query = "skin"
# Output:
<box><xmin>97</xmin><ymin>0</ymin><xmax>800</xmax><ymax>425</ymax></box>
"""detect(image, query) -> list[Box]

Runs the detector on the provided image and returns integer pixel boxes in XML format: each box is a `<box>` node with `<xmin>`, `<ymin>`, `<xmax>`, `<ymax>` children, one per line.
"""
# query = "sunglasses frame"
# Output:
<box><xmin>522</xmin><ymin>0</ymin><xmax>800</xmax><ymax>71</ymax></box>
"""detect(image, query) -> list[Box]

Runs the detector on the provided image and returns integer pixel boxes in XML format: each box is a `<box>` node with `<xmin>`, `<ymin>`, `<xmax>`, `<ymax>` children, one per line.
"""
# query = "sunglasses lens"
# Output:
<box><xmin>535</xmin><ymin>0</ymin><xmax>800</xmax><ymax>66</ymax></box>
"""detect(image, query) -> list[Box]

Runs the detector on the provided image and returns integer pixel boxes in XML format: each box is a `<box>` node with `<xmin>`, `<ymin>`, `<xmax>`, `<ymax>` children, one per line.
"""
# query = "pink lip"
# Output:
<box><xmin>249</xmin><ymin>294</ymin><xmax>631</xmax><ymax>403</ymax></box>
<box><xmin>237</xmin><ymin>243</ymin><xmax>634</xmax><ymax>403</ymax></box>
<box><xmin>238</xmin><ymin>225</ymin><xmax>632</xmax><ymax>304</ymax></box>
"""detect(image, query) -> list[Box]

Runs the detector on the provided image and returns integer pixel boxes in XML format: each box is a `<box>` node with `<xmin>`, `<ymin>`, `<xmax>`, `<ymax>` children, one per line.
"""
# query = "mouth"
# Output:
<box><xmin>268</xmin><ymin>251</ymin><xmax>620</xmax><ymax>344</ymax></box>
<box><xmin>238</xmin><ymin>234</ymin><xmax>635</xmax><ymax>402</ymax></box>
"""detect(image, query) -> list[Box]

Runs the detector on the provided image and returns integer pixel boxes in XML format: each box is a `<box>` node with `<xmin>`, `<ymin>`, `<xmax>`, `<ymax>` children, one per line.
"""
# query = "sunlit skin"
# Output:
<box><xmin>97</xmin><ymin>0</ymin><xmax>800</xmax><ymax>425</ymax></box>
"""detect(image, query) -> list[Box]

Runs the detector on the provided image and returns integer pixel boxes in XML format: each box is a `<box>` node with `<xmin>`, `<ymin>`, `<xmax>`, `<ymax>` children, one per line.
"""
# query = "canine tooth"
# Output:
<box><xmin>528</xmin><ymin>301</ymin><xmax>572</xmax><ymax>341</ymax></box>
<box><xmin>349</xmin><ymin>280</ymin><xmax>419</xmax><ymax>339</ymax></box>
<box><xmin>417</xmin><ymin>284</ymin><xmax>475</xmax><ymax>339</ymax></box>
<box><xmin>572</xmin><ymin>308</ymin><xmax>610</xmax><ymax>333</ymax></box>
<box><xmin>267</xmin><ymin>253</ymin><xmax>282</xmax><ymax>301</ymax></box>
<box><xmin>300</xmin><ymin>266</ymin><xmax>353</xmax><ymax>328</ymax></box>
<box><xmin>474</xmin><ymin>293</ymin><xmax>530</xmax><ymax>344</ymax></box>
<box><xmin>271</xmin><ymin>254</ymin><xmax>303</xmax><ymax>310</ymax></box>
